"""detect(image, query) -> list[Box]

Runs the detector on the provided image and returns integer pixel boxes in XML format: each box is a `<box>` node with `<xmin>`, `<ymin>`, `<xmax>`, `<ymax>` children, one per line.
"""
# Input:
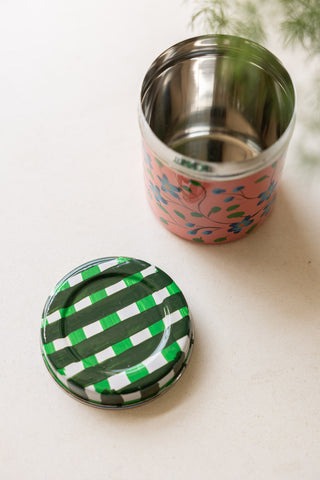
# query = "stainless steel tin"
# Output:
<box><xmin>139</xmin><ymin>35</ymin><xmax>296</xmax><ymax>243</ymax></box>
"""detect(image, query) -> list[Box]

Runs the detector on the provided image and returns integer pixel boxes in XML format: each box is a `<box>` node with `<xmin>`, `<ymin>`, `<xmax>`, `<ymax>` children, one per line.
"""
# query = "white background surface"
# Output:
<box><xmin>1</xmin><ymin>1</ymin><xmax>320</xmax><ymax>479</ymax></box>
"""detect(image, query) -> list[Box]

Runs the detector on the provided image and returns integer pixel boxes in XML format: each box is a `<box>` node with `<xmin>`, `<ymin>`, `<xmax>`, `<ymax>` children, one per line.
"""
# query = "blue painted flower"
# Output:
<box><xmin>228</xmin><ymin>215</ymin><xmax>254</xmax><ymax>234</ymax></box>
<box><xmin>143</xmin><ymin>146</ymin><xmax>153</xmax><ymax>169</ymax></box>
<box><xmin>157</xmin><ymin>174</ymin><xmax>181</xmax><ymax>198</ymax></box>
<box><xmin>224</xmin><ymin>196</ymin><xmax>234</xmax><ymax>202</ymax></box>
<box><xmin>233</xmin><ymin>185</ymin><xmax>244</xmax><ymax>192</ymax></box>
<box><xmin>257</xmin><ymin>180</ymin><xmax>277</xmax><ymax>206</ymax></box>
<box><xmin>261</xmin><ymin>195</ymin><xmax>276</xmax><ymax>217</ymax></box>
<box><xmin>149</xmin><ymin>181</ymin><xmax>167</xmax><ymax>205</ymax></box>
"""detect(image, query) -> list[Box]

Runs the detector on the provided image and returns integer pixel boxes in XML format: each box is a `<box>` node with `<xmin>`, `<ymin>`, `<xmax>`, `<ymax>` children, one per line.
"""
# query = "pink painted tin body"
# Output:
<box><xmin>139</xmin><ymin>35</ymin><xmax>295</xmax><ymax>244</ymax></box>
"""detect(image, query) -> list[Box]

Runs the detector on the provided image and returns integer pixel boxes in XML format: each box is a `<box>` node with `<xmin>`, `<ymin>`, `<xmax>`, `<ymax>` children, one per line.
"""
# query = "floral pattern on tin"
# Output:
<box><xmin>143</xmin><ymin>144</ymin><xmax>285</xmax><ymax>244</ymax></box>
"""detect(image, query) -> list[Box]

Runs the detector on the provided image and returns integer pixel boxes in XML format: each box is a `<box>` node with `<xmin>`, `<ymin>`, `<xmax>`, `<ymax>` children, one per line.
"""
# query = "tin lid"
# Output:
<box><xmin>41</xmin><ymin>256</ymin><xmax>194</xmax><ymax>408</ymax></box>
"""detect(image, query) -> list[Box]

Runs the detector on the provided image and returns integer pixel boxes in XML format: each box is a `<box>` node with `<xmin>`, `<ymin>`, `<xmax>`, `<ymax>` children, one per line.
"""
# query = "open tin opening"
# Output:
<box><xmin>139</xmin><ymin>35</ymin><xmax>296</xmax><ymax>179</ymax></box>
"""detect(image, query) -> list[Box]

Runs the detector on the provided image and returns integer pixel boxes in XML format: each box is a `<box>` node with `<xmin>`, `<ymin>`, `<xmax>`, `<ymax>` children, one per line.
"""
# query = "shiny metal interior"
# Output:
<box><xmin>141</xmin><ymin>36</ymin><xmax>295</xmax><ymax>164</ymax></box>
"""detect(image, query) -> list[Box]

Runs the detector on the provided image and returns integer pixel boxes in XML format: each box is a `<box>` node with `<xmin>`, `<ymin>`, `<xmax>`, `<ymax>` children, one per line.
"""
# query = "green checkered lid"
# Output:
<box><xmin>41</xmin><ymin>256</ymin><xmax>194</xmax><ymax>408</ymax></box>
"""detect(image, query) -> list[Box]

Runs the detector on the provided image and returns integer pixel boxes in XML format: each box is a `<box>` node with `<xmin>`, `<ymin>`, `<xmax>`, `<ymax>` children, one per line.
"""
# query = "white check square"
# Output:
<box><xmin>130</xmin><ymin>328</ymin><xmax>152</xmax><ymax>346</ymax></box>
<box><xmin>121</xmin><ymin>391</ymin><xmax>142</xmax><ymax>403</ymax></box>
<box><xmin>68</xmin><ymin>273</ymin><xmax>83</xmax><ymax>287</ymax></box>
<box><xmin>46</xmin><ymin>310</ymin><xmax>61</xmax><ymax>324</ymax></box>
<box><xmin>64</xmin><ymin>362</ymin><xmax>83</xmax><ymax>377</ymax></box>
<box><xmin>117</xmin><ymin>303</ymin><xmax>140</xmax><ymax>321</ymax></box>
<box><xmin>95</xmin><ymin>347</ymin><xmax>115</xmax><ymax>363</ymax></box>
<box><xmin>145</xmin><ymin>353</ymin><xmax>167</xmax><ymax>373</ymax></box>
<box><xmin>85</xmin><ymin>386</ymin><xmax>102</xmax><ymax>402</ymax></box>
<box><xmin>108</xmin><ymin>371</ymin><xmax>130</xmax><ymax>390</ymax></box>
<box><xmin>74</xmin><ymin>296</ymin><xmax>92</xmax><ymax>312</ymax></box>
<box><xmin>152</xmin><ymin>287</ymin><xmax>169</xmax><ymax>305</ymax></box>
<box><xmin>83</xmin><ymin>321</ymin><xmax>103</xmax><ymax>338</ymax></box>
<box><xmin>106</xmin><ymin>280</ymin><xmax>126</xmax><ymax>296</ymax></box>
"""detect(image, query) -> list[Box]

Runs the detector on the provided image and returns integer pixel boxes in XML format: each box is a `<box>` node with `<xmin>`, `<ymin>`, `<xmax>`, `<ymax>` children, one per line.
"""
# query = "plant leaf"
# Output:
<box><xmin>226</xmin><ymin>204</ymin><xmax>240</xmax><ymax>211</ymax></box>
<box><xmin>227</xmin><ymin>211</ymin><xmax>245</xmax><ymax>218</ymax></box>
<box><xmin>255</xmin><ymin>175</ymin><xmax>269</xmax><ymax>183</ymax></box>
<box><xmin>174</xmin><ymin>210</ymin><xmax>185</xmax><ymax>219</ymax></box>
<box><xmin>158</xmin><ymin>204</ymin><xmax>168</xmax><ymax>214</ymax></box>
<box><xmin>210</xmin><ymin>206</ymin><xmax>221</xmax><ymax>214</ymax></box>
<box><xmin>246</xmin><ymin>223</ymin><xmax>258</xmax><ymax>234</ymax></box>
<box><xmin>189</xmin><ymin>180</ymin><xmax>202</xmax><ymax>186</ymax></box>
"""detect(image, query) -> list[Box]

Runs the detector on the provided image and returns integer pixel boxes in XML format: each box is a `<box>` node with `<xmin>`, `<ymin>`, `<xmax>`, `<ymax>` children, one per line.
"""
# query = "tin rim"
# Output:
<box><xmin>139</xmin><ymin>34</ymin><xmax>296</xmax><ymax>181</ymax></box>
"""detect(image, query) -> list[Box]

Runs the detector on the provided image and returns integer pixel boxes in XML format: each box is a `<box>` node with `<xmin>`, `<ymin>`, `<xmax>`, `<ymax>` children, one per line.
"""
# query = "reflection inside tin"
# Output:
<box><xmin>141</xmin><ymin>38</ymin><xmax>295</xmax><ymax>164</ymax></box>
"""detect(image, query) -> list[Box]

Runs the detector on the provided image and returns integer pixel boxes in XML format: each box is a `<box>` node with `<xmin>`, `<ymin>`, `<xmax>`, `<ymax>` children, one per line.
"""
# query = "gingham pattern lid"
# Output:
<box><xmin>41</xmin><ymin>257</ymin><xmax>194</xmax><ymax>408</ymax></box>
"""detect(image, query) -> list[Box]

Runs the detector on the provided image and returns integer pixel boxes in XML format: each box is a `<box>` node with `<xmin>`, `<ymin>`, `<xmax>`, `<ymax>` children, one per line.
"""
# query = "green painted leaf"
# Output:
<box><xmin>227</xmin><ymin>211</ymin><xmax>245</xmax><ymax>218</ymax></box>
<box><xmin>214</xmin><ymin>237</ymin><xmax>227</xmax><ymax>242</ymax></box>
<box><xmin>158</xmin><ymin>204</ymin><xmax>168</xmax><ymax>214</ymax></box>
<box><xmin>174</xmin><ymin>210</ymin><xmax>185</xmax><ymax>219</ymax></box>
<box><xmin>147</xmin><ymin>168</ymin><xmax>154</xmax><ymax>179</ymax></box>
<box><xmin>246</xmin><ymin>223</ymin><xmax>258</xmax><ymax>234</ymax></box>
<box><xmin>189</xmin><ymin>180</ymin><xmax>202</xmax><ymax>187</ymax></box>
<box><xmin>193</xmin><ymin>238</ymin><xmax>204</xmax><ymax>243</ymax></box>
<box><xmin>272</xmin><ymin>160</ymin><xmax>278</xmax><ymax>168</ymax></box>
<box><xmin>190</xmin><ymin>212</ymin><xmax>203</xmax><ymax>217</ymax></box>
<box><xmin>182</xmin><ymin>186</ymin><xmax>192</xmax><ymax>193</ymax></box>
<box><xmin>160</xmin><ymin>217</ymin><xmax>168</xmax><ymax>225</ymax></box>
<box><xmin>226</xmin><ymin>204</ymin><xmax>240</xmax><ymax>211</ymax></box>
<box><xmin>255</xmin><ymin>175</ymin><xmax>269</xmax><ymax>183</ymax></box>
<box><xmin>210</xmin><ymin>206</ymin><xmax>221</xmax><ymax>214</ymax></box>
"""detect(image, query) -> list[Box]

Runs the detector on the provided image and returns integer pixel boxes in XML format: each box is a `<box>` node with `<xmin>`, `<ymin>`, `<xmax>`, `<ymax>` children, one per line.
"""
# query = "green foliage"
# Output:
<box><xmin>189</xmin><ymin>0</ymin><xmax>320</xmax><ymax>170</ymax></box>
<box><xmin>190</xmin><ymin>0</ymin><xmax>320</xmax><ymax>53</ymax></box>
<box><xmin>280</xmin><ymin>0</ymin><xmax>320</xmax><ymax>54</ymax></box>
<box><xmin>190</xmin><ymin>0</ymin><xmax>266</xmax><ymax>43</ymax></box>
